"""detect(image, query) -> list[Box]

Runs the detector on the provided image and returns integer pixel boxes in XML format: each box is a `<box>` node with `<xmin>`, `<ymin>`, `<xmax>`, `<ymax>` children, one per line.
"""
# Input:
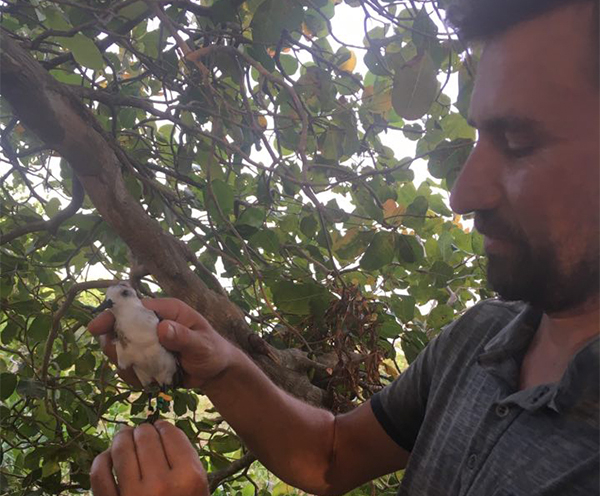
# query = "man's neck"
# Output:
<box><xmin>540</xmin><ymin>295</ymin><xmax>600</xmax><ymax>353</ymax></box>
<box><xmin>519</xmin><ymin>295</ymin><xmax>599</xmax><ymax>390</ymax></box>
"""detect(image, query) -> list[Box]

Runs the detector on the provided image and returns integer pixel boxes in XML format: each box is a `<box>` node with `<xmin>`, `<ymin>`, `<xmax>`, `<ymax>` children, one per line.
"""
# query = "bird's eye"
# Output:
<box><xmin>121</xmin><ymin>289</ymin><xmax>130</xmax><ymax>297</ymax></box>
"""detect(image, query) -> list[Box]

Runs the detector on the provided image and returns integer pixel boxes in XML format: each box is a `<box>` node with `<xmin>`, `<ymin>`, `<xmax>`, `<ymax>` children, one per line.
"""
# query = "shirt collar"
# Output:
<box><xmin>477</xmin><ymin>303</ymin><xmax>599</xmax><ymax>414</ymax></box>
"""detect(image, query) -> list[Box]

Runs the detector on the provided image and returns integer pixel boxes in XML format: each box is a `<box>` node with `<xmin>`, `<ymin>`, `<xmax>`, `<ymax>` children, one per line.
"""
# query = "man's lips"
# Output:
<box><xmin>483</xmin><ymin>235</ymin><xmax>515</xmax><ymax>253</ymax></box>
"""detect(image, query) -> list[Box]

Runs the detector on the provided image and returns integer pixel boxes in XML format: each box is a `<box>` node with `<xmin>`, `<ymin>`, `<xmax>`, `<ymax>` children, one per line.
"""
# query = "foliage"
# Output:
<box><xmin>0</xmin><ymin>0</ymin><xmax>490</xmax><ymax>494</ymax></box>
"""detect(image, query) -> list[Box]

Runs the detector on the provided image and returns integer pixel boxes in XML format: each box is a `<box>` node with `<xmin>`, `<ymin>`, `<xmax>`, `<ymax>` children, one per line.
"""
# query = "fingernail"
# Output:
<box><xmin>165</xmin><ymin>323</ymin><xmax>175</xmax><ymax>340</ymax></box>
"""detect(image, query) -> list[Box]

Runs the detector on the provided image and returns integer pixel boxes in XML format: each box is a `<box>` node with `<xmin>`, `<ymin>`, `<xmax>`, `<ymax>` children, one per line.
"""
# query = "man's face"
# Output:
<box><xmin>450</xmin><ymin>3</ymin><xmax>599</xmax><ymax>314</ymax></box>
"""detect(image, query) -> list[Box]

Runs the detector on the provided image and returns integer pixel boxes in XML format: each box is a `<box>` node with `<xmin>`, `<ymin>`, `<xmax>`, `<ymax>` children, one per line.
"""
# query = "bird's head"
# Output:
<box><xmin>94</xmin><ymin>282</ymin><xmax>140</xmax><ymax>313</ymax></box>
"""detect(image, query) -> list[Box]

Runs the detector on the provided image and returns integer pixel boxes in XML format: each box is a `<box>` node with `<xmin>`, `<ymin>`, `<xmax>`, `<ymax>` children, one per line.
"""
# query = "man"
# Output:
<box><xmin>89</xmin><ymin>0</ymin><xmax>599</xmax><ymax>494</ymax></box>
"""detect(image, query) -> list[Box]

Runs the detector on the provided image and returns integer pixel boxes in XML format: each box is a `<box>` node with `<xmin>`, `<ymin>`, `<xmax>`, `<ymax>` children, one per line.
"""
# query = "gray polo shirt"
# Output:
<box><xmin>371</xmin><ymin>299</ymin><xmax>599</xmax><ymax>496</ymax></box>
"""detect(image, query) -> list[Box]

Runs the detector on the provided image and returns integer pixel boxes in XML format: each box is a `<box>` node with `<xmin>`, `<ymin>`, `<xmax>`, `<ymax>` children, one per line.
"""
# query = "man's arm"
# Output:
<box><xmin>202</xmin><ymin>348</ymin><xmax>409</xmax><ymax>495</ymax></box>
<box><xmin>89</xmin><ymin>298</ymin><xmax>409</xmax><ymax>494</ymax></box>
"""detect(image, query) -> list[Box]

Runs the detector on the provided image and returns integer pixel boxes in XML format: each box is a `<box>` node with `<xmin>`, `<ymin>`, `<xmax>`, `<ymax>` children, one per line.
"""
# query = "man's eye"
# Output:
<box><xmin>505</xmin><ymin>143</ymin><xmax>535</xmax><ymax>158</ymax></box>
<box><xmin>503</xmin><ymin>134</ymin><xmax>536</xmax><ymax>158</ymax></box>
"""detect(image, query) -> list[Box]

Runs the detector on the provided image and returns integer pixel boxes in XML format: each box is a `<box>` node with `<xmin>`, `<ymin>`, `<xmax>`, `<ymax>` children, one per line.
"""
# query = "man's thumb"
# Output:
<box><xmin>157</xmin><ymin>320</ymin><xmax>192</xmax><ymax>351</ymax></box>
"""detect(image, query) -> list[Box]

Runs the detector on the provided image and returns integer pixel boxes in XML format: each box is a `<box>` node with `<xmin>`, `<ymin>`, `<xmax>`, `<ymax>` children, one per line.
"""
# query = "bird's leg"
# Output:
<box><xmin>146</xmin><ymin>389</ymin><xmax>160</xmax><ymax>424</ymax></box>
<box><xmin>147</xmin><ymin>392</ymin><xmax>154</xmax><ymax>413</ymax></box>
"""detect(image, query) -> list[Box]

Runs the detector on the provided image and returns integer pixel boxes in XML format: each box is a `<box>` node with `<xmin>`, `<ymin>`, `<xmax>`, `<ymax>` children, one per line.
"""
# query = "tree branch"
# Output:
<box><xmin>207</xmin><ymin>452</ymin><xmax>256</xmax><ymax>492</ymax></box>
<box><xmin>41</xmin><ymin>279</ymin><xmax>119</xmax><ymax>383</ymax></box>
<box><xmin>1</xmin><ymin>176</ymin><xmax>84</xmax><ymax>246</ymax></box>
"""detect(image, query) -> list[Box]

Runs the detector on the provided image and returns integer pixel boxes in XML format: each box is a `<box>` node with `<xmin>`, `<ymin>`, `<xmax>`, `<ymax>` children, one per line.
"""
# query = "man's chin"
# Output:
<box><xmin>486</xmin><ymin>253</ymin><xmax>600</xmax><ymax>313</ymax></box>
<box><xmin>486</xmin><ymin>254</ymin><xmax>539</xmax><ymax>303</ymax></box>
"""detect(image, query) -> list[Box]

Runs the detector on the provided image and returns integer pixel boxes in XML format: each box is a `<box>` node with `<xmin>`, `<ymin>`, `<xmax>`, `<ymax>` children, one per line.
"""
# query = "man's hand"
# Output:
<box><xmin>90</xmin><ymin>421</ymin><xmax>208</xmax><ymax>496</ymax></box>
<box><xmin>88</xmin><ymin>298</ymin><xmax>241</xmax><ymax>389</ymax></box>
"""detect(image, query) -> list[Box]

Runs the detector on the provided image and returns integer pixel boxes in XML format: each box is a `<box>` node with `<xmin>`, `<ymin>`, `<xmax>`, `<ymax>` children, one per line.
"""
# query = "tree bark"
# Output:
<box><xmin>0</xmin><ymin>30</ymin><xmax>325</xmax><ymax>406</ymax></box>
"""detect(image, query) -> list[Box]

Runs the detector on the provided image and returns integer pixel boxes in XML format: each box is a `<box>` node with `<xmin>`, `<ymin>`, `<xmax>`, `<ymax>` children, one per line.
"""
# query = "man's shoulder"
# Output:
<box><xmin>458</xmin><ymin>298</ymin><xmax>526</xmax><ymax>323</ymax></box>
<box><xmin>438</xmin><ymin>298</ymin><xmax>527</xmax><ymax>354</ymax></box>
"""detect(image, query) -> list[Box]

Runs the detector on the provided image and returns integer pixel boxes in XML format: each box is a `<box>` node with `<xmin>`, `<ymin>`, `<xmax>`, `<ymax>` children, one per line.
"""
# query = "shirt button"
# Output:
<box><xmin>495</xmin><ymin>404</ymin><xmax>510</xmax><ymax>417</ymax></box>
<box><xmin>467</xmin><ymin>453</ymin><xmax>478</xmax><ymax>469</ymax></box>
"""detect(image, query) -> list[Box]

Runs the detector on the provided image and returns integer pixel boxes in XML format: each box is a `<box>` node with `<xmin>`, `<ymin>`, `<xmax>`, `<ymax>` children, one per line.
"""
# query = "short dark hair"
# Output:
<box><xmin>446</xmin><ymin>0</ymin><xmax>597</xmax><ymax>41</ymax></box>
<box><xmin>446</xmin><ymin>0</ymin><xmax>599</xmax><ymax>86</ymax></box>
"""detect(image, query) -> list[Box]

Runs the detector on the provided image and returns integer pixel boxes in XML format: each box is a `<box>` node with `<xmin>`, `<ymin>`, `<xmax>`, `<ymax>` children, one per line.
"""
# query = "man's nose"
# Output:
<box><xmin>449</xmin><ymin>140</ymin><xmax>503</xmax><ymax>214</ymax></box>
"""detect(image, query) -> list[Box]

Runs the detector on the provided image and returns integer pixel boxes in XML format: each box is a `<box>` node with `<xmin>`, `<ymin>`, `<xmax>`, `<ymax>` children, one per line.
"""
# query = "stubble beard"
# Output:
<box><xmin>487</xmin><ymin>242</ymin><xmax>599</xmax><ymax>313</ymax></box>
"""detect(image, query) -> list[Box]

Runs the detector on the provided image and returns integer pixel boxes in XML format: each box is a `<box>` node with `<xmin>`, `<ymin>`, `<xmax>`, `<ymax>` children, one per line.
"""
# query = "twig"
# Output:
<box><xmin>1</xmin><ymin>176</ymin><xmax>85</xmax><ymax>245</ymax></box>
<box><xmin>40</xmin><ymin>279</ymin><xmax>119</xmax><ymax>383</ymax></box>
<box><xmin>207</xmin><ymin>452</ymin><xmax>256</xmax><ymax>492</ymax></box>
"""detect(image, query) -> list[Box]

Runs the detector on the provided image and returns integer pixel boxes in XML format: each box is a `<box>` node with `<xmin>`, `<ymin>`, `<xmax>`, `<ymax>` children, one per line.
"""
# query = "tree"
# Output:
<box><xmin>0</xmin><ymin>0</ymin><xmax>490</xmax><ymax>494</ymax></box>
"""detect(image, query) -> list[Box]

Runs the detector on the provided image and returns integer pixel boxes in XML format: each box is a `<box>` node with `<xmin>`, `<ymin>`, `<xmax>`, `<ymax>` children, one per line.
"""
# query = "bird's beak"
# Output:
<box><xmin>94</xmin><ymin>299</ymin><xmax>114</xmax><ymax>313</ymax></box>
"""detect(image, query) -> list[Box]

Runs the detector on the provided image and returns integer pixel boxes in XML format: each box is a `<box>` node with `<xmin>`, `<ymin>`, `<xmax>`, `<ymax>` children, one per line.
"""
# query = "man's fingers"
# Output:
<box><xmin>133</xmin><ymin>424</ymin><xmax>171</xmax><ymax>477</ymax></box>
<box><xmin>88</xmin><ymin>311</ymin><xmax>116</xmax><ymax>336</ymax></box>
<box><xmin>110</xmin><ymin>426</ymin><xmax>141</xmax><ymax>491</ymax></box>
<box><xmin>142</xmin><ymin>298</ymin><xmax>212</xmax><ymax>331</ymax></box>
<box><xmin>98</xmin><ymin>335</ymin><xmax>118</xmax><ymax>364</ymax></box>
<box><xmin>154</xmin><ymin>421</ymin><xmax>204</xmax><ymax>470</ymax></box>
<box><xmin>156</xmin><ymin>320</ymin><xmax>198</xmax><ymax>353</ymax></box>
<box><xmin>90</xmin><ymin>450</ymin><xmax>119</xmax><ymax>496</ymax></box>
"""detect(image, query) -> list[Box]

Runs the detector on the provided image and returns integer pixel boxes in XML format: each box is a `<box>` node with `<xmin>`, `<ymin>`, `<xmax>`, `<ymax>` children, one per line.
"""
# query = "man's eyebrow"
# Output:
<box><xmin>466</xmin><ymin>116</ymin><xmax>545</xmax><ymax>134</ymax></box>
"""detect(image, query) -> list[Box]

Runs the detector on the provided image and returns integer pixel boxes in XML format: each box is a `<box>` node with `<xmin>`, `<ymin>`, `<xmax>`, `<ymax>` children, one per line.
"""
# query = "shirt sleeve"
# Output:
<box><xmin>370</xmin><ymin>330</ymin><xmax>447</xmax><ymax>452</ymax></box>
<box><xmin>370</xmin><ymin>299</ymin><xmax>523</xmax><ymax>452</ymax></box>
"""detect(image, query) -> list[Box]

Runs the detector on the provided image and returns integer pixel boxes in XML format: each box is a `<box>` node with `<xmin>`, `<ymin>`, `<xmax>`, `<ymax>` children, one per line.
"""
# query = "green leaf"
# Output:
<box><xmin>401</xmin><ymin>330</ymin><xmax>429</xmax><ymax>364</ymax></box>
<box><xmin>45</xmin><ymin>197</ymin><xmax>61</xmax><ymax>217</ymax></box>
<box><xmin>360</xmin><ymin>231</ymin><xmax>396</xmax><ymax>271</ymax></box>
<box><xmin>75</xmin><ymin>352</ymin><xmax>96</xmax><ymax>376</ymax></box>
<box><xmin>118</xmin><ymin>1</ymin><xmax>147</xmax><ymax>20</ymax></box>
<box><xmin>412</xmin><ymin>7</ymin><xmax>438</xmax><ymax>52</ymax></box>
<box><xmin>1</xmin><ymin>322</ymin><xmax>18</xmax><ymax>344</ymax></box>
<box><xmin>440</xmin><ymin>113</ymin><xmax>476</xmax><ymax>141</ymax></box>
<box><xmin>271</xmin><ymin>281</ymin><xmax>330</xmax><ymax>316</ymax></box>
<box><xmin>44</xmin><ymin>8</ymin><xmax>72</xmax><ymax>30</ymax></box>
<box><xmin>300</xmin><ymin>215</ymin><xmax>319</xmax><ymax>238</ymax></box>
<box><xmin>472</xmin><ymin>231</ymin><xmax>484</xmax><ymax>255</ymax></box>
<box><xmin>392</xmin><ymin>53</ymin><xmax>438</xmax><ymax>120</ymax></box>
<box><xmin>173</xmin><ymin>391</ymin><xmax>188</xmax><ymax>416</ymax></box>
<box><xmin>428</xmin><ymin>304</ymin><xmax>454</xmax><ymax>328</ymax></box>
<box><xmin>210</xmin><ymin>434</ymin><xmax>241</xmax><ymax>454</ymax></box>
<box><xmin>17</xmin><ymin>378</ymin><xmax>45</xmax><ymax>399</ymax></box>
<box><xmin>28</xmin><ymin>314</ymin><xmax>52</xmax><ymax>343</ymax></box>
<box><xmin>428</xmin><ymin>139</ymin><xmax>473</xmax><ymax>189</ymax></box>
<box><xmin>210</xmin><ymin>0</ymin><xmax>242</xmax><ymax>23</ymax></box>
<box><xmin>247</xmin><ymin>45</ymin><xmax>275</xmax><ymax>72</ymax></box>
<box><xmin>379</xmin><ymin>320</ymin><xmax>403</xmax><ymax>339</ymax></box>
<box><xmin>208</xmin><ymin>180</ymin><xmax>234</xmax><ymax>216</ymax></box>
<box><xmin>438</xmin><ymin>231</ymin><xmax>453</xmax><ymax>262</ymax></box>
<box><xmin>396</xmin><ymin>234</ymin><xmax>424</xmax><ymax>265</ymax></box>
<box><xmin>280</xmin><ymin>54</ymin><xmax>299</xmax><ymax>75</ymax></box>
<box><xmin>0</xmin><ymin>372</ymin><xmax>17</xmax><ymax>400</ymax></box>
<box><xmin>237</xmin><ymin>207</ymin><xmax>265</xmax><ymax>228</ymax></box>
<box><xmin>57</xmin><ymin>34</ymin><xmax>104</xmax><ymax>71</ymax></box>
<box><xmin>42</xmin><ymin>459</ymin><xmax>61</xmax><ymax>478</ymax></box>
<box><xmin>250</xmin><ymin>230</ymin><xmax>280</xmax><ymax>254</ymax></box>
<box><xmin>402</xmin><ymin>196</ymin><xmax>429</xmax><ymax>229</ymax></box>
<box><xmin>390</xmin><ymin>295</ymin><xmax>416</xmax><ymax>323</ymax></box>
<box><xmin>364</xmin><ymin>48</ymin><xmax>389</xmax><ymax>76</ymax></box>
<box><xmin>430</xmin><ymin>260</ymin><xmax>453</xmax><ymax>286</ymax></box>
<box><xmin>251</xmin><ymin>0</ymin><xmax>304</xmax><ymax>46</ymax></box>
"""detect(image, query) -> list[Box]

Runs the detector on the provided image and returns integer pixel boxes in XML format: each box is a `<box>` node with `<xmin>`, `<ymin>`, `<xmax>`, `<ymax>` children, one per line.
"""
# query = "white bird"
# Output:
<box><xmin>96</xmin><ymin>282</ymin><xmax>180</xmax><ymax>390</ymax></box>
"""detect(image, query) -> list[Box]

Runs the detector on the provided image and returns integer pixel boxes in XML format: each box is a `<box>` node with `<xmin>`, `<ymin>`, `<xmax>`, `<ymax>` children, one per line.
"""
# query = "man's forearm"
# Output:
<box><xmin>202</xmin><ymin>348</ymin><xmax>337</xmax><ymax>494</ymax></box>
